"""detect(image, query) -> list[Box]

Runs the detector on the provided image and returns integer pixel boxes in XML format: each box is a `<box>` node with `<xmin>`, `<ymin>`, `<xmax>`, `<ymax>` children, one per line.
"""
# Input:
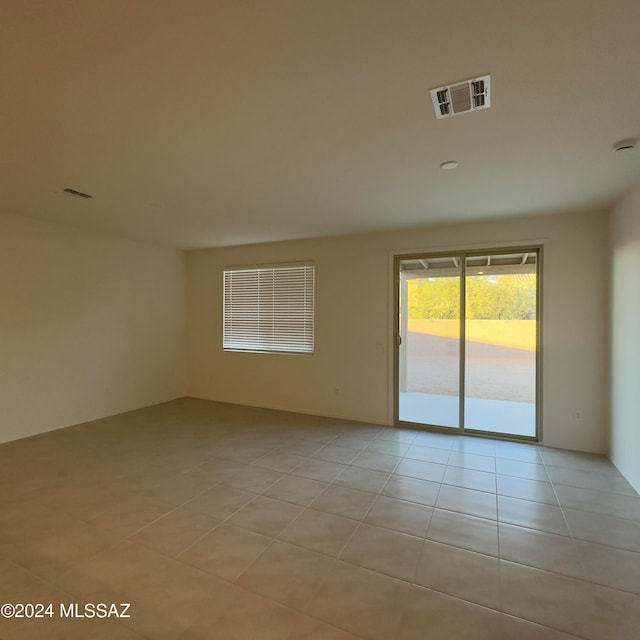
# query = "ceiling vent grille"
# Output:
<box><xmin>64</xmin><ymin>187</ymin><xmax>93</xmax><ymax>199</ymax></box>
<box><xmin>430</xmin><ymin>74</ymin><xmax>491</xmax><ymax>119</ymax></box>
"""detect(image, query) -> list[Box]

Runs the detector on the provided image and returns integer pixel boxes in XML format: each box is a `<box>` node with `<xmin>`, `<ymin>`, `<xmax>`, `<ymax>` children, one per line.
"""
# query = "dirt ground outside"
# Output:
<box><xmin>406</xmin><ymin>332</ymin><xmax>536</xmax><ymax>403</ymax></box>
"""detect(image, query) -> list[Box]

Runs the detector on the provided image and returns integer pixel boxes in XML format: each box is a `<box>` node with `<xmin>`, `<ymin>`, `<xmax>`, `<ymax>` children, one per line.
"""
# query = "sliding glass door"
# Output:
<box><xmin>397</xmin><ymin>256</ymin><xmax>462</xmax><ymax>428</ymax></box>
<box><xmin>396</xmin><ymin>249</ymin><xmax>540</xmax><ymax>439</ymax></box>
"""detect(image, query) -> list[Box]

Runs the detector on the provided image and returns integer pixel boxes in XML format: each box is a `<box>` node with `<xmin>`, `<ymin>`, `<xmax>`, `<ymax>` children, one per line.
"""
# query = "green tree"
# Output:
<box><xmin>408</xmin><ymin>275</ymin><xmax>536</xmax><ymax>320</ymax></box>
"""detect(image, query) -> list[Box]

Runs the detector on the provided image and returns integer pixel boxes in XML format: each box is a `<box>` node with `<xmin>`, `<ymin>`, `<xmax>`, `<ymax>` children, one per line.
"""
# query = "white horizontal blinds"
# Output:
<box><xmin>223</xmin><ymin>264</ymin><xmax>314</xmax><ymax>353</ymax></box>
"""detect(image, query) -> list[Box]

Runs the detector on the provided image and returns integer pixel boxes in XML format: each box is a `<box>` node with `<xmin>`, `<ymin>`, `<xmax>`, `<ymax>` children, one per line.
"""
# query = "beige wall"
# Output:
<box><xmin>0</xmin><ymin>211</ymin><xmax>186</xmax><ymax>444</ymax></box>
<box><xmin>187</xmin><ymin>209</ymin><xmax>609</xmax><ymax>453</ymax></box>
<box><xmin>609</xmin><ymin>182</ymin><xmax>640</xmax><ymax>492</ymax></box>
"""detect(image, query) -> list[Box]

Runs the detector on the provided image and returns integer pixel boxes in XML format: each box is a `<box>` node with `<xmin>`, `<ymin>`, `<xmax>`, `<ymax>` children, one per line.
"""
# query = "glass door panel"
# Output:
<box><xmin>463</xmin><ymin>253</ymin><xmax>537</xmax><ymax>437</ymax></box>
<box><xmin>398</xmin><ymin>256</ymin><xmax>461</xmax><ymax>428</ymax></box>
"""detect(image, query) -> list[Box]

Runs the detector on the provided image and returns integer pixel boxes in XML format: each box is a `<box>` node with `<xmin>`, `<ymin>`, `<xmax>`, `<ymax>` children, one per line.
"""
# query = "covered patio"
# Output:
<box><xmin>399</xmin><ymin>391</ymin><xmax>536</xmax><ymax>437</ymax></box>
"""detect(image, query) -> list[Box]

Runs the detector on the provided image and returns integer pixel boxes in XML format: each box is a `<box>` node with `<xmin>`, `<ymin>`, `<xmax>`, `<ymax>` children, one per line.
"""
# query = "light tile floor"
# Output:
<box><xmin>1</xmin><ymin>398</ymin><xmax>639</xmax><ymax>639</ymax></box>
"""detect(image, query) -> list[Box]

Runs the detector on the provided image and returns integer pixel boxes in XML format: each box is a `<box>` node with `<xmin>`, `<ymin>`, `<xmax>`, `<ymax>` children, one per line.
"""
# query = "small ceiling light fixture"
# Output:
<box><xmin>440</xmin><ymin>160</ymin><xmax>459</xmax><ymax>170</ymax></box>
<box><xmin>63</xmin><ymin>187</ymin><xmax>93</xmax><ymax>199</ymax></box>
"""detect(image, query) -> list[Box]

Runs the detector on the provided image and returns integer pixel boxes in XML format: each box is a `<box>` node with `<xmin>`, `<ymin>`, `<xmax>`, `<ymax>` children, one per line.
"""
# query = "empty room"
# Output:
<box><xmin>2</xmin><ymin>1</ymin><xmax>640</xmax><ymax>639</ymax></box>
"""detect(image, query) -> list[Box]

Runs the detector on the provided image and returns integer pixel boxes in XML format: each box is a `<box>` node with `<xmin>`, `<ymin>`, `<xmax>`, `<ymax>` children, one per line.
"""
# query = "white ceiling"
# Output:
<box><xmin>2</xmin><ymin>0</ymin><xmax>640</xmax><ymax>249</ymax></box>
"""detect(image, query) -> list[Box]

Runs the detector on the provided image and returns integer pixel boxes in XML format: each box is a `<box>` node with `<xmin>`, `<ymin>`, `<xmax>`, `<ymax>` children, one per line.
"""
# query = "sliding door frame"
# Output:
<box><xmin>393</xmin><ymin>245</ymin><xmax>543</xmax><ymax>443</ymax></box>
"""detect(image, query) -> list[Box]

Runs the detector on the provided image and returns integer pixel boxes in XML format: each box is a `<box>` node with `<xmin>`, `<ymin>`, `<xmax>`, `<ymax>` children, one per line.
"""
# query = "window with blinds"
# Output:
<box><xmin>223</xmin><ymin>263</ymin><xmax>315</xmax><ymax>354</ymax></box>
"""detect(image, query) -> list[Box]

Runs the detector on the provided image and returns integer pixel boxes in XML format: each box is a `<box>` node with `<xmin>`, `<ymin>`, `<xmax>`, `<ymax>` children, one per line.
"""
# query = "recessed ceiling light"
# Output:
<box><xmin>440</xmin><ymin>161</ymin><xmax>459</xmax><ymax>170</ymax></box>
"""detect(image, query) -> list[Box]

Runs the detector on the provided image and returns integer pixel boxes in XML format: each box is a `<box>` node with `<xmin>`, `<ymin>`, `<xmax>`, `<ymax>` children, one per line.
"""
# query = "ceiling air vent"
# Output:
<box><xmin>430</xmin><ymin>74</ymin><xmax>491</xmax><ymax>119</ymax></box>
<box><xmin>63</xmin><ymin>187</ymin><xmax>93</xmax><ymax>199</ymax></box>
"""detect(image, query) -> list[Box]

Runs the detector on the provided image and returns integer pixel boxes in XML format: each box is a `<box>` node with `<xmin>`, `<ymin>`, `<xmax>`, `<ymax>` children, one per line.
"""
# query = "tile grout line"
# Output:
<box><xmin>538</xmin><ymin>452</ymin><xmax>577</xmax><ymax>540</ymax></box>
